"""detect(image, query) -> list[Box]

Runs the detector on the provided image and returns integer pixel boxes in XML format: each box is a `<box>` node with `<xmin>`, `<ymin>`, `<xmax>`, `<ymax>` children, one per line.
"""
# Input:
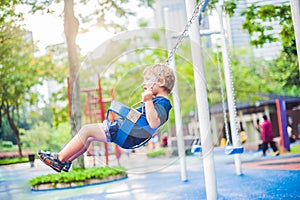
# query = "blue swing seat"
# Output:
<box><xmin>225</xmin><ymin>146</ymin><xmax>244</xmax><ymax>155</ymax></box>
<box><xmin>191</xmin><ymin>138</ymin><xmax>202</xmax><ymax>154</ymax></box>
<box><xmin>106</xmin><ymin>100</ymin><xmax>157</xmax><ymax>149</ymax></box>
<box><xmin>191</xmin><ymin>145</ymin><xmax>202</xmax><ymax>154</ymax></box>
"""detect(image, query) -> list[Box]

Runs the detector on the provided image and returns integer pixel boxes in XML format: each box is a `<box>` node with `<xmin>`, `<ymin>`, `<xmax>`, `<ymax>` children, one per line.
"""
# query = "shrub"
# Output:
<box><xmin>29</xmin><ymin>166</ymin><xmax>126</xmax><ymax>186</ymax></box>
<box><xmin>146</xmin><ymin>149</ymin><xmax>166</xmax><ymax>158</ymax></box>
<box><xmin>0</xmin><ymin>157</ymin><xmax>29</xmax><ymax>165</ymax></box>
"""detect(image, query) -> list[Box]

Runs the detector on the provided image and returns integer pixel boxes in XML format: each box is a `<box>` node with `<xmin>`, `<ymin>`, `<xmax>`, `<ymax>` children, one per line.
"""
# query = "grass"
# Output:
<box><xmin>0</xmin><ymin>157</ymin><xmax>29</xmax><ymax>165</ymax></box>
<box><xmin>290</xmin><ymin>143</ymin><xmax>300</xmax><ymax>154</ymax></box>
<box><xmin>146</xmin><ymin>148</ymin><xmax>166</xmax><ymax>158</ymax></box>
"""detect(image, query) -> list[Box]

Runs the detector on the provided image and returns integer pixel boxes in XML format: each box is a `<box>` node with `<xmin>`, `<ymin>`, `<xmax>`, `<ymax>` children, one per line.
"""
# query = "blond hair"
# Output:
<box><xmin>143</xmin><ymin>63</ymin><xmax>175</xmax><ymax>94</ymax></box>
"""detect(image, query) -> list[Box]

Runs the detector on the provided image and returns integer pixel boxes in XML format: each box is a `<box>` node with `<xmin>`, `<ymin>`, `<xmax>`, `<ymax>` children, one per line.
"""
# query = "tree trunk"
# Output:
<box><xmin>64</xmin><ymin>0</ymin><xmax>84</xmax><ymax>168</ymax></box>
<box><xmin>5</xmin><ymin>105</ymin><xmax>23</xmax><ymax>157</ymax></box>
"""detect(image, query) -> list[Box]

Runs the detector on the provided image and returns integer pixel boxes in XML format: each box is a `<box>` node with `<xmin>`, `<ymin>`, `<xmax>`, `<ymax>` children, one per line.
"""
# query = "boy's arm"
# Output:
<box><xmin>142</xmin><ymin>90</ymin><xmax>161</xmax><ymax>128</ymax></box>
<box><xmin>144</xmin><ymin>101</ymin><xmax>161</xmax><ymax>128</ymax></box>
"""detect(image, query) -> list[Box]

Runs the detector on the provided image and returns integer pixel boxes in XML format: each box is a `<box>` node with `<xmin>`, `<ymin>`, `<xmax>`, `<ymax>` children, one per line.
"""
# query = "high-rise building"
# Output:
<box><xmin>153</xmin><ymin>0</ymin><xmax>212</xmax><ymax>49</ymax></box>
<box><xmin>154</xmin><ymin>0</ymin><xmax>288</xmax><ymax>60</ymax></box>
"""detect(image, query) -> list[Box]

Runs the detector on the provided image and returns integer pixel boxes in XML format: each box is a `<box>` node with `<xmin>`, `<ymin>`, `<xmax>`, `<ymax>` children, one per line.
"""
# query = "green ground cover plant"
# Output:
<box><xmin>0</xmin><ymin>157</ymin><xmax>29</xmax><ymax>165</ymax></box>
<box><xmin>146</xmin><ymin>149</ymin><xmax>166</xmax><ymax>158</ymax></box>
<box><xmin>290</xmin><ymin>143</ymin><xmax>300</xmax><ymax>154</ymax></box>
<box><xmin>29</xmin><ymin>166</ymin><xmax>126</xmax><ymax>186</ymax></box>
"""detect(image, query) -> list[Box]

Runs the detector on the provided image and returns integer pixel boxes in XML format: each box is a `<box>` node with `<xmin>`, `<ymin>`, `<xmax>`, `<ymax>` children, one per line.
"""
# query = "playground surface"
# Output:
<box><xmin>0</xmin><ymin>147</ymin><xmax>300</xmax><ymax>200</ymax></box>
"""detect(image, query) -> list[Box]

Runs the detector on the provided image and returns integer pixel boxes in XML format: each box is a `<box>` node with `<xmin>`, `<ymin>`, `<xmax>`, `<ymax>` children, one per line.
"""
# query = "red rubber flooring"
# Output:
<box><xmin>242</xmin><ymin>156</ymin><xmax>300</xmax><ymax>170</ymax></box>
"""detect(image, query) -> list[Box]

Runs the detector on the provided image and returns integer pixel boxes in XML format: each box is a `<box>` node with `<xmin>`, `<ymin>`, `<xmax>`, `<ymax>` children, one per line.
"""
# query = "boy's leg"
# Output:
<box><xmin>38</xmin><ymin>123</ymin><xmax>107</xmax><ymax>172</ymax></box>
<box><xmin>58</xmin><ymin>123</ymin><xmax>107</xmax><ymax>163</ymax></box>
<box><xmin>65</xmin><ymin>137</ymin><xmax>94</xmax><ymax>162</ymax></box>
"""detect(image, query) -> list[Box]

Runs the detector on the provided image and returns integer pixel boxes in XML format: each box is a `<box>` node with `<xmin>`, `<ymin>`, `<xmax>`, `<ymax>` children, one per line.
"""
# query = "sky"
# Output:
<box><xmin>19</xmin><ymin>1</ymin><xmax>154</xmax><ymax>55</ymax></box>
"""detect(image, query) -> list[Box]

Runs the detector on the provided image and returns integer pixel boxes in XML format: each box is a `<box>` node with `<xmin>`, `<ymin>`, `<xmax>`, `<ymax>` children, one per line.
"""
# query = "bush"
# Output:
<box><xmin>0</xmin><ymin>140</ymin><xmax>19</xmax><ymax>152</ymax></box>
<box><xmin>20</xmin><ymin>122</ymin><xmax>71</xmax><ymax>153</ymax></box>
<box><xmin>290</xmin><ymin>143</ymin><xmax>300</xmax><ymax>154</ymax></box>
<box><xmin>0</xmin><ymin>157</ymin><xmax>29</xmax><ymax>165</ymax></box>
<box><xmin>29</xmin><ymin>166</ymin><xmax>126</xmax><ymax>186</ymax></box>
<box><xmin>146</xmin><ymin>149</ymin><xmax>166</xmax><ymax>158</ymax></box>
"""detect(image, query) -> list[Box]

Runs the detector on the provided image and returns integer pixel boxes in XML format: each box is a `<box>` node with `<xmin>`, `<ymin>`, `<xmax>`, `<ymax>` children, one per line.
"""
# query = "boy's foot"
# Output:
<box><xmin>37</xmin><ymin>150</ymin><xmax>64</xmax><ymax>172</ymax></box>
<box><xmin>274</xmin><ymin>151</ymin><xmax>280</xmax><ymax>156</ymax></box>
<box><xmin>62</xmin><ymin>161</ymin><xmax>72</xmax><ymax>172</ymax></box>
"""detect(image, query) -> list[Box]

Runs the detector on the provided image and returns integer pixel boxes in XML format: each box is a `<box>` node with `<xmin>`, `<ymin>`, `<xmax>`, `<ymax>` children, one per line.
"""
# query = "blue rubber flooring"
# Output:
<box><xmin>1</xmin><ymin>148</ymin><xmax>300</xmax><ymax>200</ymax></box>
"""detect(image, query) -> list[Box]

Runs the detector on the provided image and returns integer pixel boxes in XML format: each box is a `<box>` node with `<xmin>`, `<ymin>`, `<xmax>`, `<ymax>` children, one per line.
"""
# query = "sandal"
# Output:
<box><xmin>62</xmin><ymin>161</ymin><xmax>72</xmax><ymax>172</ymax></box>
<box><xmin>37</xmin><ymin>150</ymin><xmax>64</xmax><ymax>172</ymax></box>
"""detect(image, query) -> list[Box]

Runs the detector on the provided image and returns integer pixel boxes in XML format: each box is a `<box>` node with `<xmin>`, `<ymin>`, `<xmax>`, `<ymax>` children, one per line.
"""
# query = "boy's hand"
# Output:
<box><xmin>142</xmin><ymin>89</ymin><xmax>153</xmax><ymax>102</ymax></box>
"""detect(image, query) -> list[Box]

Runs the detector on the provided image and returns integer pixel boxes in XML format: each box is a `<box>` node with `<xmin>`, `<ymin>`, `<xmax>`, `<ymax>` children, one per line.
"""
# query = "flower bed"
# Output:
<box><xmin>30</xmin><ymin>166</ymin><xmax>127</xmax><ymax>191</ymax></box>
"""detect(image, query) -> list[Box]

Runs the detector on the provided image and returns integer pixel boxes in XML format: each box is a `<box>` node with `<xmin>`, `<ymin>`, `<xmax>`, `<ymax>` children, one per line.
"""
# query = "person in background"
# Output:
<box><xmin>288</xmin><ymin>124</ymin><xmax>296</xmax><ymax>143</ymax></box>
<box><xmin>261</xmin><ymin>115</ymin><xmax>280</xmax><ymax>156</ymax></box>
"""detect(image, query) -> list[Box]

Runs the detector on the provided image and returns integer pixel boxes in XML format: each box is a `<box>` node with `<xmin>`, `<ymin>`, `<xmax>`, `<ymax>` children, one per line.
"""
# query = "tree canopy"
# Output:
<box><xmin>227</xmin><ymin>1</ymin><xmax>299</xmax><ymax>95</ymax></box>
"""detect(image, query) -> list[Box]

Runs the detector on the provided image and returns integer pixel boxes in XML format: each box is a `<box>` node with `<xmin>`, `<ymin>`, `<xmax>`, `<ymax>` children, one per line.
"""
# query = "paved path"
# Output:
<box><xmin>1</xmin><ymin>148</ymin><xmax>300</xmax><ymax>200</ymax></box>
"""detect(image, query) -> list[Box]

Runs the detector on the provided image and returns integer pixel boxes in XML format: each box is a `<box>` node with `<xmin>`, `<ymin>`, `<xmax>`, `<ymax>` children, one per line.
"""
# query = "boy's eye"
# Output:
<box><xmin>143</xmin><ymin>81</ymin><xmax>153</xmax><ymax>85</ymax></box>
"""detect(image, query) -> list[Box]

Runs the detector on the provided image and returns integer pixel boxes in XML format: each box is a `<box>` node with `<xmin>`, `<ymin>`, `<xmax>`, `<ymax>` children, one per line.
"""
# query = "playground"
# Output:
<box><xmin>1</xmin><ymin>0</ymin><xmax>300</xmax><ymax>200</ymax></box>
<box><xmin>1</xmin><ymin>146</ymin><xmax>300</xmax><ymax>200</ymax></box>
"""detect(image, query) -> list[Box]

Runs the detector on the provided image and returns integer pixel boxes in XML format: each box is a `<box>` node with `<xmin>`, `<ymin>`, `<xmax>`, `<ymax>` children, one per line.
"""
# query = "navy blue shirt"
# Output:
<box><xmin>136</xmin><ymin>96</ymin><xmax>172</xmax><ymax>126</ymax></box>
<box><xmin>109</xmin><ymin>96</ymin><xmax>172</xmax><ymax>149</ymax></box>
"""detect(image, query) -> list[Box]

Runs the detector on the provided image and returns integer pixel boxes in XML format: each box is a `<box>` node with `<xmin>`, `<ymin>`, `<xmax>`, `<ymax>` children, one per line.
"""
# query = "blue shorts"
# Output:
<box><xmin>103</xmin><ymin>118</ymin><xmax>151</xmax><ymax>149</ymax></box>
<box><xmin>103</xmin><ymin>118</ymin><xmax>123</xmax><ymax>143</ymax></box>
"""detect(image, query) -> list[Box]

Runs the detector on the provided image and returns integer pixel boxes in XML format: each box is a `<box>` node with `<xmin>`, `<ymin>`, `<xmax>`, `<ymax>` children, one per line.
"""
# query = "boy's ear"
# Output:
<box><xmin>158</xmin><ymin>79</ymin><xmax>165</xmax><ymax>86</ymax></box>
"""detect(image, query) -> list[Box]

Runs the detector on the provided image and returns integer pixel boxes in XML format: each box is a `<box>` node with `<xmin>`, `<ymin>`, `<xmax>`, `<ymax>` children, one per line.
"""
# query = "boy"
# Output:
<box><xmin>38</xmin><ymin>63</ymin><xmax>175</xmax><ymax>172</ymax></box>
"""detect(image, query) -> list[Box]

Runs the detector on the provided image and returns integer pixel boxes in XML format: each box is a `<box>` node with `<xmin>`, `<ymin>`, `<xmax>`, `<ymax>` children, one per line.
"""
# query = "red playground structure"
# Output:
<box><xmin>67</xmin><ymin>75</ymin><xmax>121</xmax><ymax>166</ymax></box>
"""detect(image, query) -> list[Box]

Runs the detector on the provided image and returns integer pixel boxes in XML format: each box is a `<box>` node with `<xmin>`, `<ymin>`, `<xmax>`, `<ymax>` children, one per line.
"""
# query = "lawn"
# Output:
<box><xmin>290</xmin><ymin>142</ymin><xmax>300</xmax><ymax>154</ymax></box>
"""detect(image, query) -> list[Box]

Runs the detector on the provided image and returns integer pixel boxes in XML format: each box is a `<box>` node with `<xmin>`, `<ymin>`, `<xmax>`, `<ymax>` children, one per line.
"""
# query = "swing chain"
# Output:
<box><xmin>216</xmin><ymin>49</ymin><xmax>230</xmax><ymax>145</ymax></box>
<box><xmin>141</xmin><ymin>0</ymin><xmax>205</xmax><ymax>113</ymax></box>
<box><xmin>165</xmin><ymin>0</ymin><xmax>205</xmax><ymax>65</ymax></box>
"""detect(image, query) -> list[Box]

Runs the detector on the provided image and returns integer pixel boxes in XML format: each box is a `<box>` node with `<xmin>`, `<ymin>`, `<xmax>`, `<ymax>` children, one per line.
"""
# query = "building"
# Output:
<box><xmin>226</xmin><ymin>0</ymin><xmax>289</xmax><ymax>60</ymax></box>
<box><xmin>153</xmin><ymin>0</ymin><xmax>212</xmax><ymax>49</ymax></box>
<box><xmin>210</xmin><ymin>94</ymin><xmax>300</xmax><ymax>151</ymax></box>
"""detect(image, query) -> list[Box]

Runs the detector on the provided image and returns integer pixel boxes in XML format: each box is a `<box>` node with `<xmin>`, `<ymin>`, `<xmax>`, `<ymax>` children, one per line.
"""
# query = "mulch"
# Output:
<box><xmin>0</xmin><ymin>150</ymin><xmax>34</xmax><ymax>159</ymax></box>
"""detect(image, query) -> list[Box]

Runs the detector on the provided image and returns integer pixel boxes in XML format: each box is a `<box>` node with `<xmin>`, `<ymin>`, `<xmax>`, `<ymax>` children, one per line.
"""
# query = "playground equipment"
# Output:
<box><xmin>67</xmin><ymin>75</ymin><xmax>120</xmax><ymax>166</ymax></box>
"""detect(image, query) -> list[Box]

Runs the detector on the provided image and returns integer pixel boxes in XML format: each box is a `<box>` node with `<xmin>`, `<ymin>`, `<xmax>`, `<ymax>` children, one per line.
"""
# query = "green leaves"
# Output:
<box><xmin>29</xmin><ymin>166</ymin><xmax>126</xmax><ymax>186</ymax></box>
<box><xmin>241</xmin><ymin>4</ymin><xmax>292</xmax><ymax>48</ymax></box>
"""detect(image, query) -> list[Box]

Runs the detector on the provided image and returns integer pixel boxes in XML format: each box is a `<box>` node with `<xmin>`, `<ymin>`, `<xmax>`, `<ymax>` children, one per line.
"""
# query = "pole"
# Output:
<box><xmin>216</xmin><ymin>2</ymin><xmax>242</xmax><ymax>175</ymax></box>
<box><xmin>98</xmin><ymin>75</ymin><xmax>109</xmax><ymax>166</ymax></box>
<box><xmin>290</xmin><ymin>0</ymin><xmax>300</xmax><ymax>72</ymax></box>
<box><xmin>164</xmin><ymin>8</ymin><xmax>188</xmax><ymax>182</ymax></box>
<box><xmin>185</xmin><ymin>0</ymin><xmax>218</xmax><ymax>199</ymax></box>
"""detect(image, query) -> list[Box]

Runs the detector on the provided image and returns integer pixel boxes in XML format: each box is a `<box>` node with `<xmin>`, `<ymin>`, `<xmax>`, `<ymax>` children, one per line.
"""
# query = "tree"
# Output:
<box><xmin>25</xmin><ymin>0</ymin><xmax>153</xmax><ymax>168</ymax></box>
<box><xmin>225</xmin><ymin>1</ymin><xmax>299</xmax><ymax>95</ymax></box>
<box><xmin>0</xmin><ymin>23</ymin><xmax>56</xmax><ymax>157</ymax></box>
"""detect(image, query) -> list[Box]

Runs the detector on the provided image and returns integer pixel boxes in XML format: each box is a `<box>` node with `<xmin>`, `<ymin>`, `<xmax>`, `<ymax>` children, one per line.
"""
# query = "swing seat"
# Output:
<box><xmin>191</xmin><ymin>138</ymin><xmax>202</xmax><ymax>154</ymax></box>
<box><xmin>106</xmin><ymin>100</ymin><xmax>157</xmax><ymax>149</ymax></box>
<box><xmin>225</xmin><ymin>146</ymin><xmax>244</xmax><ymax>155</ymax></box>
<box><xmin>191</xmin><ymin>145</ymin><xmax>202</xmax><ymax>153</ymax></box>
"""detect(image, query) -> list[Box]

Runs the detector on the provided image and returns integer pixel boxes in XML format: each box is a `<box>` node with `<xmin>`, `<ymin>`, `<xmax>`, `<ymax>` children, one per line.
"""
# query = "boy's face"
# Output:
<box><xmin>143</xmin><ymin>74</ymin><xmax>157</xmax><ymax>90</ymax></box>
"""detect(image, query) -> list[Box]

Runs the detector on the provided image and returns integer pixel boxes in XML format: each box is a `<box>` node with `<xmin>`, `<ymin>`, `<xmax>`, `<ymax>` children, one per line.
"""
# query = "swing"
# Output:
<box><xmin>191</xmin><ymin>138</ymin><xmax>202</xmax><ymax>153</ymax></box>
<box><xmin>190</xmin><ymin>0</ymin><xmax>211</xmax><ymax>155</ymax></box>
<box><xmin>106</xmin><ymin>101</ymin><xmax>155</xmax><ymax>149</ymax></box>
<box><xmin>105</xmin><ymin>1</ymin><xmax>205</xmax><ymax>149</ymax></box>
<box><xmin>216</xmin><ymin>47</ymin><xmax>244</xmax><ymax>155</ymax></box>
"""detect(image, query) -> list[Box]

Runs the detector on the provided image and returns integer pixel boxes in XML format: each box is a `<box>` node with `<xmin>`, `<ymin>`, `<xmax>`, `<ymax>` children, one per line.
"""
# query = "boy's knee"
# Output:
<box><xmin>80</xmin><ymin>124</ymin><xmax>93</xmax><ymax>135</ymax></box>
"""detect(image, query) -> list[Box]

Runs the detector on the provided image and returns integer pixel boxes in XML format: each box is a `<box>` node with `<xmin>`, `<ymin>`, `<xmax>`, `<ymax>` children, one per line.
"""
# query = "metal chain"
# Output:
<box><xmin>142</xmin><ymin>1</ymin><xmax>205</xmax><ymax>112</ymax></box>
<box><xmin>165</xmin><ymin>0</ymin><xmax>205</xmax><ymax>65</ymax></box>
<box><xmin>216</xmin><ymin>49</ymin><xmax>231</xmax><ymax>145</ymax></box>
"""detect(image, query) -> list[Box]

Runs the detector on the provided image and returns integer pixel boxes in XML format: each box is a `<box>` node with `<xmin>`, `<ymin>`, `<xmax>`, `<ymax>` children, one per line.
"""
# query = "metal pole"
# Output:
<box><xmin>98</xmin><ymin>76</ymin><xmax>109</xmax><ymax>166</ymax></box>
<box><xmin>216</xmin><ymin>2</ymin><xmax>242</xmax><ymax>175</ymax></box>
<box><xmin>185</xmin><ymin>0</ymin><xmax>218</xmax><ymax>199</ymax></box>
<box><xmin>290</xmin><ymin>0</ymin><xmax>300</xmax><ymax>72</ymax></box>
<box><xmin>164</xmin><ymin>8</ymin><xmax>188</xmax><ymax>182</ymax></box>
